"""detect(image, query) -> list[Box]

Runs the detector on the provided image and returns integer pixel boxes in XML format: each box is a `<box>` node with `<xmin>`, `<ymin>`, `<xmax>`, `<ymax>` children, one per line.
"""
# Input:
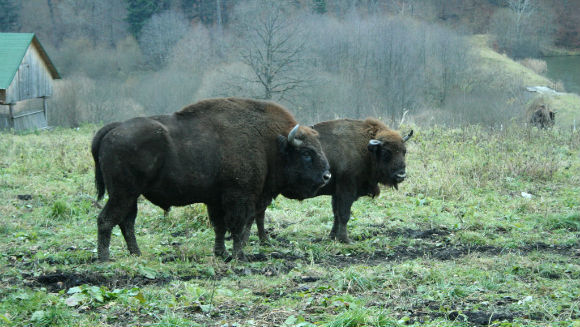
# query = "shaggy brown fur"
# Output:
<box><xmin>254</xmin><ymin>118</ymin><xmax>412</xmax><ymax>243</ymax></box>
<box><xmin>92</xmin><ymin>97</ymin><xmax>330</xmax><ymax>261</ymax></box>
<box><xmin>528</xmin><ymin>98</ymin><xmax>555</xmax><ymax>129</ymax></box>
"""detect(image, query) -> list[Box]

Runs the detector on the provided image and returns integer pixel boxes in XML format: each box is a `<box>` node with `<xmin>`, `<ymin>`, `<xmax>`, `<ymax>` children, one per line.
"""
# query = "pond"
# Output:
<box><xmin>544</xmin><ymin>55</ymin><xmax>580</xmax><ymax>95</ymax></box>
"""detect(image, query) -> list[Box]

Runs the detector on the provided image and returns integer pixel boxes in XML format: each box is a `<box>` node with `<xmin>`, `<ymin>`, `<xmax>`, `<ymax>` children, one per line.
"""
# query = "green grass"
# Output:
<box><xmin>471</xmin><ymin>35</ymin><xmax>552</xmax><ymax>87</ymax></box>
<box><xmin>1</xmin><ymin>124</ymin><xmax>579</xmax><ymax>326</ymax></box>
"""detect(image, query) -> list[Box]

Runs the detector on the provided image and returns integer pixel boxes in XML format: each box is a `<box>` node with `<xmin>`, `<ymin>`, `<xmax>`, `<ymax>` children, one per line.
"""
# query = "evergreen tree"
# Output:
<box><xmin>0</xmin><ymin>0</ymin><xmax>20</xmax><ymax>32</ymax></box>
<box><xmin>181</xmin><ymin>0</ymin><xmax>220</xmax><ymax>26</ymax></box>
<box><xmin>125</xmin><ymin>0</ymin><xmax>166</xmax><ymax>38</ymax></box>
<box><xmin>312</xmin><ymin>0</ymin><xmax>327</xmax><ymax>15</ymax></box>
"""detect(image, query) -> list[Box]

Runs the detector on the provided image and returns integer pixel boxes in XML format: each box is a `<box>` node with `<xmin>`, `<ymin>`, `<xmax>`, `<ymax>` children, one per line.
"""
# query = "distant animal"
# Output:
<box><xmin>529</xmin><ymin>104</ymin><xmax>555</xmax><ymax>128</ymax></box>
<box><xmin>253</xmin><ymin>118</ymin><xmax>412</xmax><ymax>244</ymax></box>
<box><xmin>527</xmin><ymin>98</ymin><xmax>555</xmax><ymax>129</ymax></box>
<box><xmin>91</xmin><ymin>97</ymin><xmax>331</xmax><ymax>261</ymax></box>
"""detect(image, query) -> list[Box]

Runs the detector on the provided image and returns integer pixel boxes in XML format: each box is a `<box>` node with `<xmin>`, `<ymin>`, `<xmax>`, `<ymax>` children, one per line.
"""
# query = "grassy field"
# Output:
<box><xmin>0</xmin><ymin>124</ymin><xmax>579</xmax><ymax>327</ymax></box>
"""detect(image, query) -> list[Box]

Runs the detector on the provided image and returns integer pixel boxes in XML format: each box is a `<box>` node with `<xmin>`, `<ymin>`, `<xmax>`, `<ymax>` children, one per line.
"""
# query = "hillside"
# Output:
<box><xmin>471</xmin><ymin>34</ymin><xmax>580</xmax><ymax>128</ymax></box>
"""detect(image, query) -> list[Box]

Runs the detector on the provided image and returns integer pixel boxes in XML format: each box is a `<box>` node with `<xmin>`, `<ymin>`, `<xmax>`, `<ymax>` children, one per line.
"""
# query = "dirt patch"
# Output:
<box><xmin>31</xmin><ymin>271</ymin><xmax>173</xmax><ymax>292</ymax></box>
<box><xmin>322</xmin><ymin>240</ymin><xmax>580</xmax><ymax>268</ymax></box>
<box><xmin>296</xmin><ymin>226</ymin><xmax>580</xmax><ymax>267</ymax></box>
<box><xmin>356</xmin><ymin>227</ymin><xmax>452</xmax><ymax>241</ymax></box>
<box><xmin>24</xmin><ymin>228</ymin><xmax>580</xmax><ymax>293</ymax></box>
<box><xmin>447</xmin><ymin>310</ymin><xmax>518</xmax><ymax>325</ymax></box>
<box><xmin>520</xmin><ymin>242</ymin><xmax>580</xmax><ymax>256</ymax></box>
<box><xmin>408</xmin><ymin>309</ymin><xmax>548</xmax><ymax>326</ymax></box>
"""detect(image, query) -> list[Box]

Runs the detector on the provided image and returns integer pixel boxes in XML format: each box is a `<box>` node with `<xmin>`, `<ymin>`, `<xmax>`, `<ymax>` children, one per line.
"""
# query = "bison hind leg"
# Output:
<box><xmin>119</xmin><ymin>201</ymin><xmax>141</xmax><ymax>256</ymax></box>
<box><xmin>97</xmin><ymin>196</ymin><xmax>139</xmax><ymax>261</ymax></box>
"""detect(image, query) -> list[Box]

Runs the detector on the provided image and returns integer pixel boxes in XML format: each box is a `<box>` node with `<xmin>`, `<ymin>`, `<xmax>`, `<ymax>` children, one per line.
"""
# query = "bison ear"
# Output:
<box><xmin>368</xmin><ymin>139</ymin><xmax>382</xmax><ymax>153</ymax></box>
<box><xmin>403</xmin><ymin>130</ymin><xmax>414</xmax><ymax>142</ymax></box>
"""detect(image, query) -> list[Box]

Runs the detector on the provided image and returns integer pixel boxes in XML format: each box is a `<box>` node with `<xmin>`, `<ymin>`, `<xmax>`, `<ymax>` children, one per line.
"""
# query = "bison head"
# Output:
<box><xmin>278</xmin><ymin>124</ymin><xmax>331</xmax><ymax>200</ymax></box>
<box><xmin>367</xmin><ymin>130</ymin><xmax>413</xmax><ymax>189</ymax></box>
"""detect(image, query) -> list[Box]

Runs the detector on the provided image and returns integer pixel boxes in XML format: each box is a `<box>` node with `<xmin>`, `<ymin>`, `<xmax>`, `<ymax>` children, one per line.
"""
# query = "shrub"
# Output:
<box><xmin>519</xmin><ymin>58</ymin><xmax>547</xmax><ymax>74</ymax></box>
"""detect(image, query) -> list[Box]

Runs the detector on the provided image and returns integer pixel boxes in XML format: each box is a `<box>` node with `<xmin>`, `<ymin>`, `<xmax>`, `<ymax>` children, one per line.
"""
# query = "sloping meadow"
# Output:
<box><xmin>0</xmin><ymin>125</ymin><xmax>579</xmax><ymax>326</ymax></box>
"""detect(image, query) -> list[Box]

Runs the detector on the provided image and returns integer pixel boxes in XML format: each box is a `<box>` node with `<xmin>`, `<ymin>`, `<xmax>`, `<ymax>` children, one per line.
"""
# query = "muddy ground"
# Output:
<box><xmin>11</xmin><ymin>226</ymin><xmax>577</xmax><ymax>326</ymax></box>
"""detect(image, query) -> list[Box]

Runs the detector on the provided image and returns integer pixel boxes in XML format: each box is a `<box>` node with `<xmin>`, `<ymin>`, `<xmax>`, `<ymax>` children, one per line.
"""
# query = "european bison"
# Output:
<box><xmin>91</xmin><ymin>98</ymin><xmax>331</xmax><ymax>261</ymax></box>
<box><xmin>529</xmin><ymin>104</ymin><xmax>555</xmax><ymax>128</ymax></box>
<box><xmin>527</xmin><ymin>97</ymin><xmax>555</xmax><ymax>129</ymax></box>
<box><xmin>254</xmin><ymin>118</ymin><xmax>412</xmax><ymax>243</ymax></box>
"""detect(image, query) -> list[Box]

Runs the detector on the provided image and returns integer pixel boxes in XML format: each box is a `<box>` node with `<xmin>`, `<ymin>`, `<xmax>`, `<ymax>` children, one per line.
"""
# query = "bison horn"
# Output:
<box><xmin>288</xmin><ymin>124</ymin><xmax>302</xmax><ymax>146</ymax></box>
<box><xmin>403</xmin><ymin>130</ymin><xmax>414</xmax><ymax>142</ymax></box>
<box><xmin>369</xmin><ymin>139</ymin><xmax>382</xmax><ymax>146</ymax></box>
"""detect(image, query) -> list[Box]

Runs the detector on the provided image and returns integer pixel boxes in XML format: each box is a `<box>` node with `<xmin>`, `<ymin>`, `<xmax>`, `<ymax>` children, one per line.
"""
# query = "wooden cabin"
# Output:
<box><xmin>0</xmin><ymin>33</ymin><xmax>60</xmax><ymax>131</ymax></box>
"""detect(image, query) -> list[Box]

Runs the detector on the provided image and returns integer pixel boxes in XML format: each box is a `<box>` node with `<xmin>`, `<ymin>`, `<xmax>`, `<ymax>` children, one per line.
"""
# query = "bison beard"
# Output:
<box><xmin>91</xmin><ymin>98</ymin><xmax>330</xmax><ymax>261</ymax></box>
<box><xmin>254</xmin><ymin>118</ymin><xmax>412</xmax><ymax>244</ymax></box>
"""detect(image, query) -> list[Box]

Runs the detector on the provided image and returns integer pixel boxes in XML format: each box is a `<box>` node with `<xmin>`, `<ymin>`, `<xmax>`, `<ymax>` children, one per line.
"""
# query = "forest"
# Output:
<box><xmin>1</xmin><ymin>0</ymin><xmax>579</xmax><ymax>127</ymax></box>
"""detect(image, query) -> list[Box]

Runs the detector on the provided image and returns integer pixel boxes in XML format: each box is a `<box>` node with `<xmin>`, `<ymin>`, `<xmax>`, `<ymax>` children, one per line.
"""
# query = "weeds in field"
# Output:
<box><xmin>0</xmin><ymin>124</ymin><xmax>579</xmax><ymax>326</ymax></box>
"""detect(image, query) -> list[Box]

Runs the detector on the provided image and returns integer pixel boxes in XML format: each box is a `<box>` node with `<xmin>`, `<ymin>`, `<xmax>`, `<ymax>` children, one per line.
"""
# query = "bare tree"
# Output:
<box><xmin>231</xmin><ymin>1</ymin><xmax>310</xmax><ymax>101</ymax></box>
<box><xmin>55</xmin><ymin>0</ymin><xmax>128</xmax><ymax>46</ymax></box>
<box><xmin>139</xmin><ymin>10</ymin><xmax>189</xmax><ymax>67</ymax></box>
<box><xmin>491</xmin><ymin>0</ymin><xmax>556</xmax><ymax>58</ymax></box>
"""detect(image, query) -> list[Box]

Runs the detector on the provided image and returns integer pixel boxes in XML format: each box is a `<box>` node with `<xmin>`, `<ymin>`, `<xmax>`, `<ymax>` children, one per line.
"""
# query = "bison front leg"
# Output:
<box><xmin>119</xmin><ymin>201</ymin><xmax>141</xmax><ymax>256</ymax></box>
<box><xmin>254</xmin><ymin>198</ymin><xmax>273</xmax><ymax>245</ymax></box>
<box><xmin>254</xmin><ymin>210</ymin><xmax>269</xmax><ymax>245</ymax></box>
<box><xmin>207</xmin><ymin>205</ymin><xmax>228</xmax><ymax>258</ymax></box>
<box><xmin>227</xmin><ymin>199</ymin><xmax>255</xmax><ymax>261</ymax></box>
<box><xmin>330</xmin><ymin>195</ymin><xmax>355</xmax><ymax>244</ymax></box>
<box><xmin>231</xmin><ymin>229</ymin><xmax>247</xmax><ymax>261</ymax></box>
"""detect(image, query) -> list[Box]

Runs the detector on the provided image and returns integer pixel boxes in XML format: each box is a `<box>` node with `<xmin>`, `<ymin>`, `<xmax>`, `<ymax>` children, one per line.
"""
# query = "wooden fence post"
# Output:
<box><xmin>8</xmin><ymin>103</ymin><xmax>15</xmax><ymax>130</ymax></box>
<box><xmin>42</xmin><ymin>96</ymin><xmax>48</xmax><ymax>127</ymax></box>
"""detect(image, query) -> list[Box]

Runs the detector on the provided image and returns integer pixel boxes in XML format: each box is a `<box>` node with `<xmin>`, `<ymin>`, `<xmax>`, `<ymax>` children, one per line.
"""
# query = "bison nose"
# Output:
<box><xmin>322</xmin><ymin>171</ymin><xmax>332</xmax><ymax>185</ymax></box>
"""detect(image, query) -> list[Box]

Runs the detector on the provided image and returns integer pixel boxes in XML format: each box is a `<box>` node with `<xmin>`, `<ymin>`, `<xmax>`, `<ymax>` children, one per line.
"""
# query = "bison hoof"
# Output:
<box><xmin>329</xmin><ymin>232</ymin><xmax>336</xmax><ymax>240</ymax></box>
<box><xmin>129</xmin><ymin>250</ymin><xmax>142</xmax><ymax>256</ymax></box>
<box><xmin>225</xmin><ymin>253</ymin><xmax>248</xmax><ymax>263</ymax></box>
<box><xmin>215</xmin><ymin>249</ymin><xmax>230</xmax><ymax>259</ymax></box>
<box><xmin>97</xmin><ymin>252</ymin><xmax>110</xmax><ymax>262</ymax></box>
<box><xmin>259</xmin><ymin>235</ymin><xmax>271</xmax><ymax>246</ymax></box>
<box><xmin>98</xmin><ymin>256</ymin><xmax>114</xmax><ymax>262</ymax></box>
<box><xmin>337</xmin><ymin>236</ymin><xmax>352</xmax><ymax>244</ymax></box>
<box><xmin>234</xmin><ymin>251</ymin><xmax>248</xmax><ymax>262</ymax></box>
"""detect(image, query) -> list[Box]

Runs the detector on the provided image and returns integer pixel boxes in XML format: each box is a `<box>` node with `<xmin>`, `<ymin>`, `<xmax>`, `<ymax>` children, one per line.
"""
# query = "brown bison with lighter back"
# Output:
<box><xmin>92</xmin><ymin>97</ymin><xmax>331</xmax><ymax>261</ymax></box>
<box><xmin>255</xmin><ymin>118</ymin><xmax>412</xmax><ymax>243</ymax></box>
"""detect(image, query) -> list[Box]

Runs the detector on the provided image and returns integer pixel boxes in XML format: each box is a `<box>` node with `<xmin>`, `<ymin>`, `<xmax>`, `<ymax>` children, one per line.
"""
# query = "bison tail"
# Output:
<box><xmin>91</xmin><ymin>122</ymin><xmax>121</xmax><ymax>201</ymax></box>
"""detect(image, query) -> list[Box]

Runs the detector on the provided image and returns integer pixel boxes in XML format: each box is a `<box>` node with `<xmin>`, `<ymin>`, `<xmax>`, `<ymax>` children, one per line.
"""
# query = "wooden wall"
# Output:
<box><xmin>4</xmin><ymin>43</ymin><xmax>54</xmax><ymax>104</ymax></box>
<box><xmin>0</xmin><ymin>98</ymin><xmax>48</xmax><ymax>131</ymax></box>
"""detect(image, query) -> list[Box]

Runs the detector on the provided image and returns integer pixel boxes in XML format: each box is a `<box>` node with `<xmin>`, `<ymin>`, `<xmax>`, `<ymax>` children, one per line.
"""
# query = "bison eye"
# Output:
<box><xmin>302</xmin><ymin>151</ymin><xmax>313</xmax><ymax>163</ymax></box>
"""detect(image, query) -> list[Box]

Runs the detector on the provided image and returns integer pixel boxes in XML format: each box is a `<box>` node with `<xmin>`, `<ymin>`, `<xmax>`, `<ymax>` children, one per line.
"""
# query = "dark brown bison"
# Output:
<box><xmin>527</xmin><ymin>97</ymin><xmax>555</xmax><ymax>129</ymax></box>
<box><xmin>529</xmin><ymin>104</ymin><xmax>555</xmax><ymax>128</ymax></box>
<box><xmin>254</xmin><ymin>118</ymin><xmax>412</xmax><ymax>243</ymax></box>
<box><xmin>91</xmin><ymin>98</ymin><xmax>331</xmax><ymax>261</ymax></box>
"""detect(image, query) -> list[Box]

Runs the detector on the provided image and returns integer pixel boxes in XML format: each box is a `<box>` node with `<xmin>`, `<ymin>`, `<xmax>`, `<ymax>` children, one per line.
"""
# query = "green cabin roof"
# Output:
<box><xmin>0</xmin><ymin>33</ymin><xmax>60</xmax><ymax>90</ymax></box>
